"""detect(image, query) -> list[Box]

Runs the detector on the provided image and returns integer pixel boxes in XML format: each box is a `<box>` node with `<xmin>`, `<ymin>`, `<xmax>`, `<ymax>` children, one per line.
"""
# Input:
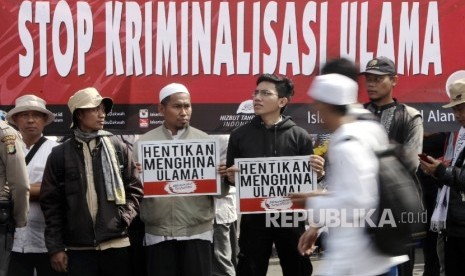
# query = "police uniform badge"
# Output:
<box><xmin>368</xmin><ymin>59</ymin><xmax>378</xmax><ymax>67</ymax></box>
<box><xmin>1</xmin><ymin>135</ymin><xmax>16</xmax><ymax>155</ymax></box>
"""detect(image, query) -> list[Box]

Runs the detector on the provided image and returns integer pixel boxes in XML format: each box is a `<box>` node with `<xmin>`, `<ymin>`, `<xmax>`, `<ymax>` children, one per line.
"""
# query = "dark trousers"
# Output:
<box><xmin>145</xmin><ymin>239</ymin><xmax>212</xmax><ymax>276</ymax></box>
<box><xmin>7</xmin><ymin>252</ymin><xmax>65</xmax><ymax>276</ymax></box>
<box><xmin>230</xmin><ymin>221</ymin><xmax>238</xmax><ymax>268</ymax></box>
<box><xmin>0</xmin><ymin>201</ymin><xmax>14</xmax><ymax>276</ymax></box>
<box><xmin>67</xmin><ymin>247</ymin><xmax>130</xmax><ymax>276</ymax></box>
<box><xmin>0</xmin><ymin>229</ymin><xmax>13</xmax><ymax>276</ymax></box>
<box><xmin>128</xmin><ymin>216</ymin><xmax>146</xmax><ymax>276</ymax></box>
<box><xmin>444</xmin><ymin>236</ymin><xmax>465</xmax><ymax>276</ymax></box>
<box><xmin>0</xmin><ymin>224</ymin><xmax>14</xmax><ymax>276</ymax></box>
<box><xmin>236</xmin><ymin>214</ymin><xmax>312</xmax><ymax>276</ymax></box>
<box><xmin>397</xmin><ymin>245</ymin><xmax>415</xmax><ymax>276</ymax></box>
<box><xmin>422</xmin><ymin>231</ymin><xmax>440</xmax><ymax>276</ymax></box>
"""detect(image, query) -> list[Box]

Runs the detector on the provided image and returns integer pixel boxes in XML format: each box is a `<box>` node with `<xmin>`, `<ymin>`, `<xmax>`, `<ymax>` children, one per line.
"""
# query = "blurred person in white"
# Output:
<box><xmin>5</xmin><ymin>95</ymin><xmax>62</xmax><ymax>276</ymax></box>
<box><xmin>212</xmin><ymin>134</ymin><xmax>238</xmax><ymax>276</ymax></box>
<box><xmin>299</xmin><ymin>74</ymin><xmax>408</xmax><ymax>275</ymax></box>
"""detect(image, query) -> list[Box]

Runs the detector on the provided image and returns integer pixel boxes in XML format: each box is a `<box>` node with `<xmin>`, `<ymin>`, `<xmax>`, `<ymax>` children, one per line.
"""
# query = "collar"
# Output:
<box><xmin>263</xmin><ymin>115</ymin><xmax>283</xmax><ymax>128</ymax></box>
<box><xmin>163</xmin><ymin>124</ymin><xmax>187</xmax><ymax>140</ymax></box>
<box><xmin>367</xmin><ymin>98</ymin><xmax>398</xmax><ymax>115</ymax></box>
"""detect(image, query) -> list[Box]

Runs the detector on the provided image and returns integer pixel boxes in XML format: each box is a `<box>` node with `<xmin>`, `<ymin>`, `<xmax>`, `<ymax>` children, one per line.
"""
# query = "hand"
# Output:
<box><xmin>310</xmin><ymin>155</ymin><xmax>325</xmax><ymax>179</ymax></box>
<box><xmin>289</xmin><ymin>190</ymin><xmax>330</xmax><ymax>207</ymax></box>
<box><xmin>50</xmin><ymin>251</ymin><xmax>68</xmax><ymax>273</ymax></box>
<box><xmin>226</xmin><ymin>166</ymin><xmax>239</xmax><ymax>184</ymax></box>
<box><xmin>298</xmin><ymin>226</ymin><xmax>320</xmax><ymax>256</ymax></box>
<box><xmin>135</xmin><ymin>162</ymin><xmax>142</xmax><ymax>173</ymax></box>
<box><xmin>419</xmin><ymin>156</ymin><xmax>441</xmax><ymax>176</ymax></box>
<box><xmin>218</xmin><ymin>163</ymin><xmax>227</xmax><ymax>177</ymax></box>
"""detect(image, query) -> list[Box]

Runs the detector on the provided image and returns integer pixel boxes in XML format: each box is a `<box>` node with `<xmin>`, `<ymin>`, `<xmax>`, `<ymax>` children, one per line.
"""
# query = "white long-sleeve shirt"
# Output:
<box><xmin>308</xmin><ymin>120</ymin><xmax>408</xmax><ymax>276</ymax></box>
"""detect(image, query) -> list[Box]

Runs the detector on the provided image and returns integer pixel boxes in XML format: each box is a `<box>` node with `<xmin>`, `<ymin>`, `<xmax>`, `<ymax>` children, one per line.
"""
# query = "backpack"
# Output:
<box><xmin>369</xmin><ymin>145</ymin><xmax>426</xmax><ymax>256</ymax></box>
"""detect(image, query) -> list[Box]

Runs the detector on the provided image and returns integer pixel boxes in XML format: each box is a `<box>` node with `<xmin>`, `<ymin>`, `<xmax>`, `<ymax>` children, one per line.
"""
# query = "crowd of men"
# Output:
<box><xmin>0</xmin><ymin>56</ymin><xmax>463</xmax><ymax>276</ymax></box>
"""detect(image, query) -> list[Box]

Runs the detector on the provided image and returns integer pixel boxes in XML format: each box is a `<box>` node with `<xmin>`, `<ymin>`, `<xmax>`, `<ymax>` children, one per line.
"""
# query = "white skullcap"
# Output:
<box><xmin>308</xmin><ymin>74</ymin><xmax>358</xmax><ymax>105</ymax></box>
<box><xmin>159</xmin><ymin>83</ymin><xmax>190</xmax><ymax>103</ymax></box>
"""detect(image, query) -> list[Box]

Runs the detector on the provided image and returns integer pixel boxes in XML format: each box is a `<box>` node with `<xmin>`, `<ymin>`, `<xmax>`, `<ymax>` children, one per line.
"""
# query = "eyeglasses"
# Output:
<box><xmin>16</xmin><ymin>111</ymin><xmax>45</xmax><ymax>120</ymax></box>
<box><xmin>252</xmin><ymin>90</ymin><xmax>279</xmax><ymax>98</ymax></box>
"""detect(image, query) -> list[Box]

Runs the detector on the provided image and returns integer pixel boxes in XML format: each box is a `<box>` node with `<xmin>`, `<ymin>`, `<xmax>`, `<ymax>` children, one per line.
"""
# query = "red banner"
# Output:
<box><xmin>1</xmin><ymin>1</ymin><xmax>464</xmax><ymax>134</ymax></box>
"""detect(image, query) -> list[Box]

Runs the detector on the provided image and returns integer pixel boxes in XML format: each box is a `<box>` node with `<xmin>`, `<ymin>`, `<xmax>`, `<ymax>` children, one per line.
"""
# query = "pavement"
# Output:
<box><xmin>266</xmin><ymin>248</ymin><xmax>425</xmax><ymax>276</ymax></box>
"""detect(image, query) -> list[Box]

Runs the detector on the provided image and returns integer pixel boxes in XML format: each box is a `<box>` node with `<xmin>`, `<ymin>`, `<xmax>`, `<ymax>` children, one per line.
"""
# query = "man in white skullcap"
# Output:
<box><xmin>298</xmin><ymin>74</ymin><xmax>408</xmax><ymax>275</ymax></box>
<box><xmin>134</xmin><ymin>83</ymin><xmax>226</xmax><ymax>276</ymax></box>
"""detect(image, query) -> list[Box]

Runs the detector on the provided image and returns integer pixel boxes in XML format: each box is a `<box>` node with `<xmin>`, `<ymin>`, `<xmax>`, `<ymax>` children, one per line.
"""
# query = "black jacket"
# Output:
<box><xmin>226</xmin><ymin>115</ymin><xmax>313</xmax><ymax>167</ymax></box>
<box><xmin>434</xmin><ymin>146</ymin><xmax>465</xmax><ymax>237</ymax></box>
<box><xmin>40</xmin><ymin>136</ymin><xmax>143</xmax><ymax>255</ymax></box>
<box><xmin>365</xmin><ymin>100</ymin><xmax>423</xmax><ymax>175</ymax></box>
<box><xmin>227</xmin><ymin>115</ymin><xmax>313</xmax><ymax>227</ymax></box>
<box><xmin>365</xmin><ymin>101</ymin><xmax>421</xmax><ymax>145</ymax></box>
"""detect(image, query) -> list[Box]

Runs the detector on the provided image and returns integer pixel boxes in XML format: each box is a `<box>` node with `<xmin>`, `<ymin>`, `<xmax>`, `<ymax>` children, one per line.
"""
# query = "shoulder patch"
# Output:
<box><xmin>368</xmin><ymin>59</ymin><xmax>378</xmax><ymax>67</ymax></box>
<box><xmin>1</xmin><ymin>135</ymin><xmax>16</xmax><ymax>143</ymax></box>
<box><xmin>2</xmin><ymin>135</ymin><xmax>17</xmax><ymax>155</ymax></box>
<box><xmin>0</xmin><ymin>121</ymin><xmax>10</xmax><ymax>130</ymax></box>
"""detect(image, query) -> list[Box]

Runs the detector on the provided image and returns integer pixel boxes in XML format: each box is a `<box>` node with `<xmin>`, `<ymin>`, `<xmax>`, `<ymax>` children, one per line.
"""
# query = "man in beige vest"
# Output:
<box><xmin>134</xmin><ymin>83</ymin><xmax>227</xmax><ymax>276</ymax></box>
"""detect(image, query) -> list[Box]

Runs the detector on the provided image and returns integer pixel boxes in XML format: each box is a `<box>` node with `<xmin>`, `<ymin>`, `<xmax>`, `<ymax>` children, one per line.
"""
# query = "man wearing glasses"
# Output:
<box><xmin>361</xmin><ymin>57</ymin><xmax>424</xmax><ymax>276</ymax></box>
<box><xmin>226</xmin><ymin>74</ymin><xmax>325</xmax><ymax>276</ymax></box>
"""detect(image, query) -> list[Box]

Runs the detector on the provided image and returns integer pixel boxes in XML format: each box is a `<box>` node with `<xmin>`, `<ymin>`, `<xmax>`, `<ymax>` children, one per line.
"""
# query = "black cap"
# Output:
<box><xmin>361</xmin><ymin>56</ymin><xmax>396</xmax><ymax>75</ymax></box>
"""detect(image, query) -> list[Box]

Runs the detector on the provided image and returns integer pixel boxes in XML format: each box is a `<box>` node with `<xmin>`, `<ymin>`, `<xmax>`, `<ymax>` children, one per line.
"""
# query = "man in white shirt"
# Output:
<box><xmin>6</xmin><ymin>95</ymin><xmax>61</xmax><ymax>276</ymax></box>
<box><xmin>300</xmin><ymin>74</ymin><xmax>408</xmax><ymax>276</ymax></box>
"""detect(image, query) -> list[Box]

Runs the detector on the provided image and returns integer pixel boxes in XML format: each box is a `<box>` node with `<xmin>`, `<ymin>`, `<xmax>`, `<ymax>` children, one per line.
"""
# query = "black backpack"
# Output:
<box><xmin>343</xmin><ymin>137</ymin><xmax>426</xmax><ymax>256</ymax></box>
<box><xmin>369</xmin><ymin>145</ymin><xmax>426</xmax><ymax>256</ymax></box>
